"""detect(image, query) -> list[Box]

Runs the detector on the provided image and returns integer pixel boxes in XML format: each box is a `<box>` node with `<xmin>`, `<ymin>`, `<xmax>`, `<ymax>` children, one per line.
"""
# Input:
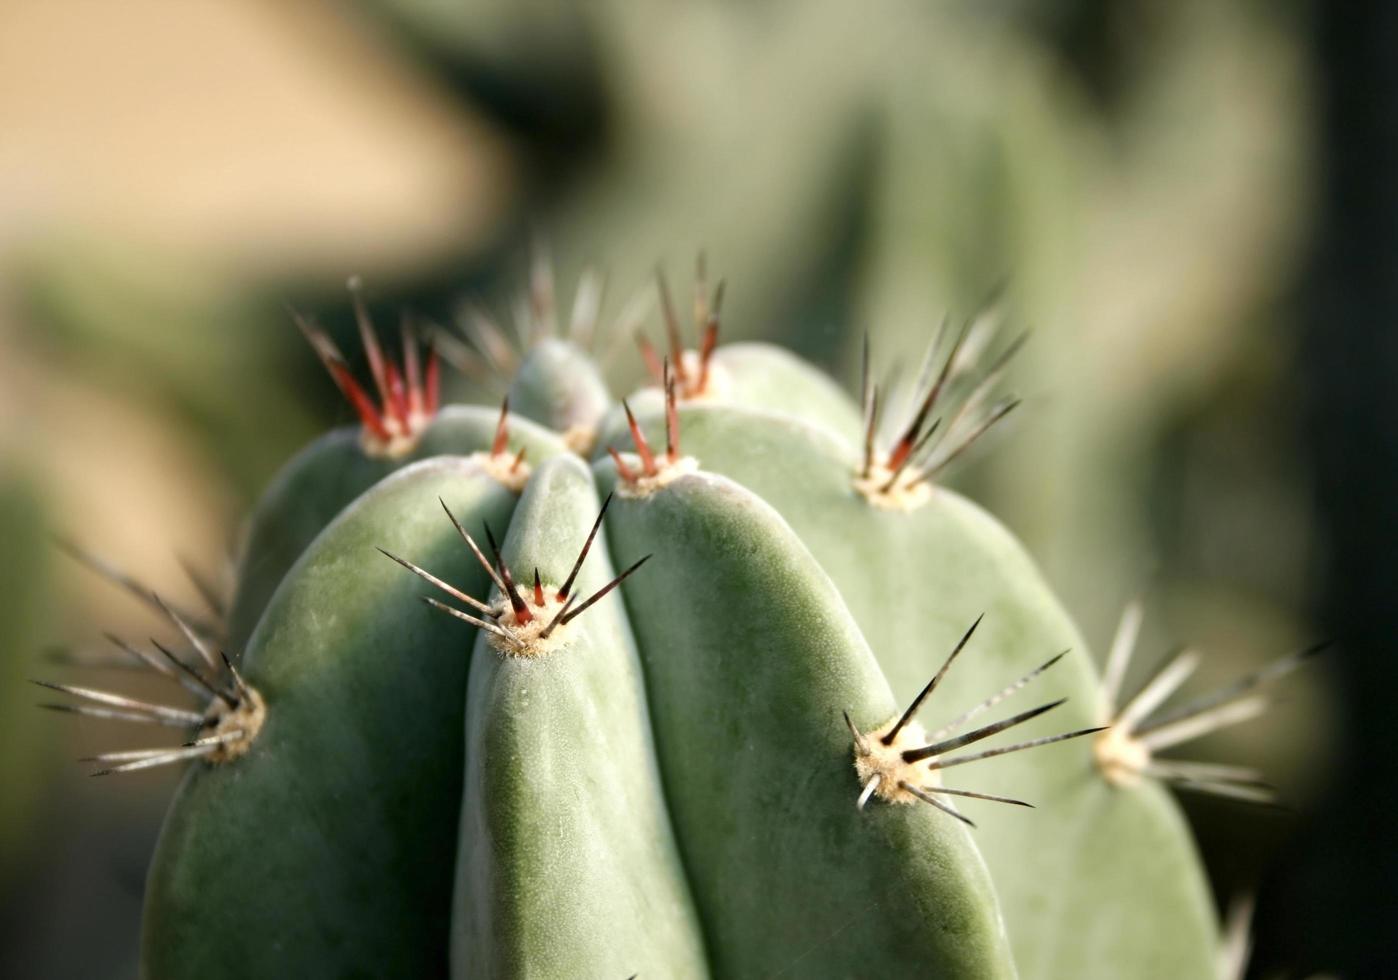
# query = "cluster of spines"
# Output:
<box><xmin>418</xmin><ymin>250</ymin><xmax>721</xmax><ymax>401</ymax></box>
<box><xmin>446</xmin><ymin>245</ymin><xmax>642</xmax><ymax>384</ymax></box>
<box><xmin>636</xmin><ymin>256</ymin><xmax>725</xmax><ymax>400</ymax></box>
<box><xmin>35</xmin><ymin>545</ymin><xmax>258</xmax><ymax>777</ymax></box>
<box><xmin>1092</xmin><ymin>601</ymin><xmax>1324</xmax><ymax>804</ymax></box>
<box><xmin>294</xmin><ymin>277</ymin><xmax>441</xmax><ymax>455</ymax></box>
<box><xmin>608</xmin><ymin>361</ymin><xmax>686</xmax><ymax>485</ymax></box>
<box><xmin>848</xmin><ymin>616</ymin><xmax>1103</xmax><ymax>826</ymax></box>
<box><xmin>858</xmin><ymin>305</ymin><xmax>1026</xmax><ymax>497</ymax></box>
<box><xmin>380</xmin><ymin>495</ymin><xmax>650</xmax><ymax>654</ymax></box>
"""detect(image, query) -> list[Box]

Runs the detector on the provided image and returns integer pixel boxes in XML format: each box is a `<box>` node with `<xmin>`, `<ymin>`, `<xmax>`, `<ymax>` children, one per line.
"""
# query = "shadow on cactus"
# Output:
<box><xmin>37</xmin><ymin>257</ymin><xmax>1318</xmax><ymax>978</ymax></box>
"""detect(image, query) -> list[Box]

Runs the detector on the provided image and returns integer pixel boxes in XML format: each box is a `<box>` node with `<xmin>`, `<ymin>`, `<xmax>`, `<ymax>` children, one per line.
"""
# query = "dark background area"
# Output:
<box><xmin>1277</xmin><ymin>2</ymin><xmax>1398</xmax><ymax>975</ymax></box>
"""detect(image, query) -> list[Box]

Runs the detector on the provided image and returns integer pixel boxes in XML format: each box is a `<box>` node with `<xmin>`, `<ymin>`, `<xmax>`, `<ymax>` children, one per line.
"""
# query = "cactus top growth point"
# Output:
<box><xmin>40</xmin><ymin>257</ymin><xmax>1317</xmax><ymax>978</ymax></box>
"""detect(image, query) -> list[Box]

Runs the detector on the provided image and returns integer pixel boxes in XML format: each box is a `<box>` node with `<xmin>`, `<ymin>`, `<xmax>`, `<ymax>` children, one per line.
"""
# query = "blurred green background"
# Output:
<box><xmin>0</xmin><ymin>0</ymin><xmax>1364</xmax><ymax>975</ymax></box>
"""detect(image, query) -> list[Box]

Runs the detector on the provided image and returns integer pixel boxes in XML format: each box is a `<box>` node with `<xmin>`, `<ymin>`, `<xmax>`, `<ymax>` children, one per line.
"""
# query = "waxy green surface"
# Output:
<box><xmin>709</xmin><ymin>341</ymin><xmax>864</xmax><ymax>440</ymax></box>
<box><xmin>602</xmin><ymin>402</ymin><xmax>1217</xmax><ymax>979</ymax></box>
<box><xmin>507</xmin><ymin>338</ymin><xmax>613</xmax><ymax>439</ymax></box>
<box><xmin>452</xmin><ymin>456</ymin><xmax>707</xmax><ymax>978</ymax></box>
<box><xmin>143</xmin><ymin>458</ymin><xmax>517</xmax><ymax>978</ymax></box>
<box><xmin>599</xmin><ymin>463</ymin><xmax>1015</xmax><ymax>978</ymax></box>
<box><xmin>227</xmin><ymin>406</ymin><xmax>566</xmax><ymax>650</ymax></box>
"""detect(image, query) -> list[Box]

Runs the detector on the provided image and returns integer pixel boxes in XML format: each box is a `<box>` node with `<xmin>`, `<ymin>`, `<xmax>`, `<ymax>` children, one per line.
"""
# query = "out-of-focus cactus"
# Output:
<box><xmin>39</xmin><ymin>263</ymin><xmax>1315</xmax><ymax>978</ymax></box>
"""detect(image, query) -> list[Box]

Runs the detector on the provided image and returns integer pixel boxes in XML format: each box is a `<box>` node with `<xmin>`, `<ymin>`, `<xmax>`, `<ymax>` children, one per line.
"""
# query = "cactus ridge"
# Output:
<box><xmin>451</xmin><ymin>456</ymin><xmax>708</xmax><ymax>976</ymax></box>
<box><xmin>598</xmin><ymin>459</ymin><xmax>1017</xmax><ymax>976</ymax></box>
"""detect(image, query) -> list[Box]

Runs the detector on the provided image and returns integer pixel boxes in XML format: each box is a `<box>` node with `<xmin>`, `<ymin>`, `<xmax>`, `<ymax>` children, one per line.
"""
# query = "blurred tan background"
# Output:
<box><xmin>0</xmin><ymin>1</ymin><xmax>1338</xmax><ymax>976</ymax></box>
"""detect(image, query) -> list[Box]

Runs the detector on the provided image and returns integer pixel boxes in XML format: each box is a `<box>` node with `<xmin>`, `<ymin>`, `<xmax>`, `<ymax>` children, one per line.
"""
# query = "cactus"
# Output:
<box><xmin>38</xmin><ymin>261</ymin><xmax>1316</xmax><ymax>977</ymax></box>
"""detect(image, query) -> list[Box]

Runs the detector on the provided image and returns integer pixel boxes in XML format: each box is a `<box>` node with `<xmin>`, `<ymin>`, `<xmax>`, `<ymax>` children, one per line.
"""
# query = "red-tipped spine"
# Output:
<box><xmin>485</xmin><ymin>523</ymin><xmax>532</xmax><ymax>623</ymax></box>
<box><xmin>622</xmin><ymin>400</ymin><xmax>658</xmax><ymax>476</ymax></box>
<box><xmin>295</xmin><ymin>289</ymin><xmax>445</xmax><ymax>449</ymax></box>
<box><xmin>861</xmin><ymin>386</ymin><xmax>881</xmax><ymax>479</ymax></box>
<box><xmin>350</xmin><ymin>279</ymin><xmax>393</xmax><ymax>414</ymax></box>
<box><xmin>696</xmin><ymin>278</ymin><xmax>725</xmax><ymax>396</ymax></box>
<box><xmin>608</xmin><ymin>446</ymin><xmax>638</xmax><ymax>483</ymax></box>
<box><xmin>328</xmin><ymin>362</ymin><xmax>393</xmax><ymax>443</ymax></box>
<box><xmin>384</xmin><ymin>361</ymin><xmax>411</xmax><ymax>430</ymax></box>
<box><xmin>424</xmin><ymin>345</ymin><xmax>441</xmax><ymax>415</ymax></box>
<box><xmin>402</xmin><ymin>318</ymin><xmax>423</xmax><ymax>417</ymax></box>
<box><xmin>491</xmin><ymin>397</ymin><xmax>511</xmax><ymax>457</ymax></box>
<box><xmin>885</xmin><ymin>429</ymin><xmax>917</xmax><ymax>474</ymax></box>
<box><xmin>636</xmin><ymin>332</ymin><xmax>664</xmax><ymax>386</ymax></box>
<box><xmin>656</xmin><ymin>271</ymin><xmax>690</xmax><ymax>388</ymax></box>
<box><xmin>664</xmin><ymin>367</ymin><xmax>681</xmax><ymax>463</ymax></box>
<box><xmin>697</xmin><ymin>317</ymin><xmax>719</xmax><ymax>395</ymax></box>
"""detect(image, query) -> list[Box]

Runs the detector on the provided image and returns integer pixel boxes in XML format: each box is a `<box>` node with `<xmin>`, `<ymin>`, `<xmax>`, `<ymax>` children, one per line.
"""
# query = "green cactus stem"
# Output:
<box><xmin>36</xmin><ymin>257</ymin><xmax>1319</xmax><ymax>979</ymax></box>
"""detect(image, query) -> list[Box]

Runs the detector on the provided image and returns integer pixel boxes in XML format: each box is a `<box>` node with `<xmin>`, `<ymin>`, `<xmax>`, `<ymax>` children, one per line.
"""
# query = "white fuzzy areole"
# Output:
<box><xmin>639</xmin><ymin>350</ymin><xmax>733</xmax><ymax>402</ymax></box>
<box><xmin>358</xmin><ymin>410</ymin><xmax>431</xmax><ymax>460</ymax></box>
<box><xmin>852</xmin><ymin>461</ymin><xmax>933</xmax><ymax>513</ymax></box>
<box><xmin>853</xmin><ymin>716</ymin><xmax>943</xmax><ymax>805</ymax></box>
<box><xmin>679</xmin><ymin>349</ymin><xmax>732</xmax><ymax>402</ymax></box>
<box><xmin>1092</xmin><ymin>726</ymin><xmax>1151</xmax><ymax>788</ymax></box>
<box><xmin>487</xmin><ymin>589</ymin><xmax>575</xmax><ymax>658</ymax></box>
<box><xmin>203</xmin><ymin>685</ymin><xmax>266</xmax><ymax>763</ymax></box>
<box><xmin>467</xmin><ymin>450</ymin><xmax>533</xmax><ymax>492</ymax></box>
<box><xmin>562</xmin><ymin>423</ymin><xmax>597</xmax><ymax>456</ymax></box>
<box><xmin>614</xmin><ymin>453</ymin><xmax>700</xmax><ymax>498</ymax></box>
